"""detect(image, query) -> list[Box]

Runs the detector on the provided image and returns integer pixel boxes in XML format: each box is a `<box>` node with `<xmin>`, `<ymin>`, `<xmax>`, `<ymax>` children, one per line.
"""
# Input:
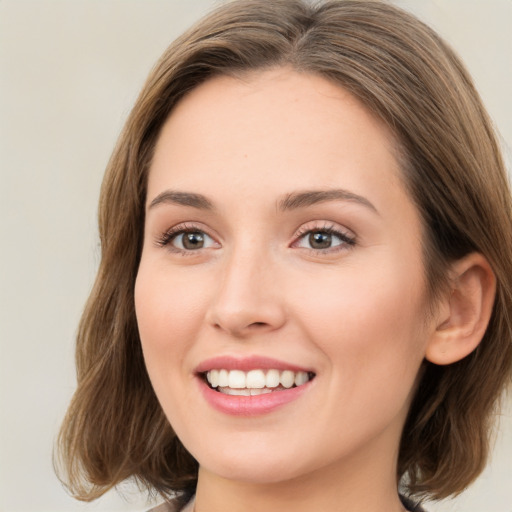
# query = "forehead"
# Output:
<box><xmin>148</xmin><ymin>68</ymin><xmax>409</xmax><ymax>219</ymax></box>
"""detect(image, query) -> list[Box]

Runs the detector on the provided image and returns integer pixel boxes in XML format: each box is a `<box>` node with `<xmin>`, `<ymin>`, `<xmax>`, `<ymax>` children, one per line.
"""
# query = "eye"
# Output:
<box><xmin>172</xmin><ymin>230</ymin><xmax>215</xmax><ymax>250</ymax></box>
<box><xmin>155</xmin><ymin>224</ymin><xmax>219</xmax><ymax>253</ymax></box>
<box><xmin>293</xmin><ymin>225</ymin><xmax>355</xmax><ymax>252</ymax></box>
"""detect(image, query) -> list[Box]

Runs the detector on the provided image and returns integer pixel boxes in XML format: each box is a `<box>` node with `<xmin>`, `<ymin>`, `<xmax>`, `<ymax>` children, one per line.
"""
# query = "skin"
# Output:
<box><xmin>135</xmin><ymin>68</ymin><xmax>444</xmax><ymax>512</ymax></box>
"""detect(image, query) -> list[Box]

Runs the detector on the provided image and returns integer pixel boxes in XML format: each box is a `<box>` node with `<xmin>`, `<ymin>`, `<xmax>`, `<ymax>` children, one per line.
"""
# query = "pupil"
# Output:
<box><xmin>183</xmin><ymin>232</ymin><xmax>204</xmax><ymax>250</ymax></box>
<box><xmin>309</xmin><ymin>231</ymin><xmax>331</xmax><ymax>249</ymax></box>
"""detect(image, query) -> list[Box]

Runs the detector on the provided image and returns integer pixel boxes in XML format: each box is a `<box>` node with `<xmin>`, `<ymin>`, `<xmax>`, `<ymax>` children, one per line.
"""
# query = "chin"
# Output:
<box><xmin>190</xmin><ymin>437</ymin><xmax>312</xmax><ymax>485</ymax></box>
<box><xmin>204</xmin><ymin>458</ymin><xmax>307</xmax><ymax>486</ymax></box>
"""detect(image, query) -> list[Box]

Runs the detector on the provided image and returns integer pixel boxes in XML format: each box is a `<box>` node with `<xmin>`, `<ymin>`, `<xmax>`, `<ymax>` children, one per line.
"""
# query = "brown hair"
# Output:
<box><xmin>56</xmin><ymin>0</ymin><xmax>512</xmax><ymax>504</ymax></box>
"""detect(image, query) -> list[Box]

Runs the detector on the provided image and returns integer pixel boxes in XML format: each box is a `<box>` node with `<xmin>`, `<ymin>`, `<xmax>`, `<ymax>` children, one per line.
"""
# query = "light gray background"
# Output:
<box><xmin>1</xmin><ymin>1</ymin><xmax>510</xmax><ymax>511</ymax></box>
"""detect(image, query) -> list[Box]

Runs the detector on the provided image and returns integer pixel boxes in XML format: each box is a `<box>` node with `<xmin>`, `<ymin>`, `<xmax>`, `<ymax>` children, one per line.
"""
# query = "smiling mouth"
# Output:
<box><xmin>202</xmin><ymin>369</ymin><xmax>316</xmax><ymax>396</ymax></box>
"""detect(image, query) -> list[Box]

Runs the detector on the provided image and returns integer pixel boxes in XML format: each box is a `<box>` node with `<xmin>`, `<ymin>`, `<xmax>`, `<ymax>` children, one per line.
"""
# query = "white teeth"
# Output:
<box><xmin>223</xmin><ymin>388</ymin><xmax>251</xmax><ymax>396</ymax></box>
<box><xmin>209</xmin><ymin>369</ymin><xmax>219</xmax><ymax>387</ymax></box>
<box><xmin>265</xmin><ymin>369</ymin><xmax>280</xmax><ymax>388</ymax></box>
<box><xmin>250</xmin><ymin>388</ymin><xmax>273</xmax><ymax>396</ymax></box>
<box><xmin>228</xmin><ymin>370</ymin><xmax>246</xmax><ymax>389</ymax></box>
<box><xmin>246</xmin><ymin>369</ymin><xmax>266</xmax><ymax>388</ymax></box>
<box><xmin>218</xmin><ymin>369</ymin><xmax>229</xmax><ymax>387</ymax></box>
<box><xmin>280</xmin><ymin>370</ymin><xmax>295</xmax><ymax>388</ymax></box>
<box><xmin>205</xmin><ymin>368</ymin><xmax>313</xmax><ymax>391</ymax></box>
<box><xmin>295</xmin><ymin>371</ymin><xmax>308</xmax><ymax>386</ymax></box>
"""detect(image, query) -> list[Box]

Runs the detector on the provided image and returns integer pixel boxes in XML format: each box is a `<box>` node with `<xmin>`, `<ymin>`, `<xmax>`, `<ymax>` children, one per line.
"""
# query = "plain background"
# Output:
<box><xmin>0</xmin><ymin>1</ymin><xmax>511</xmax><ymax>511</ymax></box>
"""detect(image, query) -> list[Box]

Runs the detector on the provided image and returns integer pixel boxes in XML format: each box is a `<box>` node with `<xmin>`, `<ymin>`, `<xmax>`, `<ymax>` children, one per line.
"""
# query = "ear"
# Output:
<box><xmin>425</xmin><ymin>253</ymin><xmax>496</xmax><ymax>365</ymax></box>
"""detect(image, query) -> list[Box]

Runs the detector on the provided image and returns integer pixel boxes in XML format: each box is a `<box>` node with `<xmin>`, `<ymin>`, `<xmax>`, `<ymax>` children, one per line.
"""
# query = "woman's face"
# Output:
<box><xmin>135</xmin><ymin>69</ymin><xmax>439</xmax><ymax>485</ymax></box>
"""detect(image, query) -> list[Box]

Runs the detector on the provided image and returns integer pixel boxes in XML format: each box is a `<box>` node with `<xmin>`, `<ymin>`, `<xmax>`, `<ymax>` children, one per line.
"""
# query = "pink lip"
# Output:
<box><xmin>195</xmin><ymin>356</ymin><xmax>315</xmax><ymax>416</ymax></box>
<box><xmin>197</xmin><ymin>376</ymin><xmax>313</xmax><ymax>416</ymax></box>
<box><xmin>195</xmin><ymin>355</ymin><xmax>312</xmax><ymax>373</ymax></box>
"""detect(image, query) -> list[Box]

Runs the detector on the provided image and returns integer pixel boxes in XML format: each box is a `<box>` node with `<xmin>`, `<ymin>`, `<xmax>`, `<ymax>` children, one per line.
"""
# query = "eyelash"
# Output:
<box><xmin>155</xmin><ymin>222</ymin><xmax>356</xmax><ymax>255</ymax></box>
<box><xmin>154</xmin><ymin>223</ymin><xmax>214</xmax><ymax>255</ymax></box>
<box><xmin>292</xmin><ymin>223</ymin><xmax>356</xmax><ymax>254</ymax></box>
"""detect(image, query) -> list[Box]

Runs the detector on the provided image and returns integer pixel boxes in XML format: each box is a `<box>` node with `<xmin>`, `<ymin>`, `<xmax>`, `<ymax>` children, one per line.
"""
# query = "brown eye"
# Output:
<box><xmin>170</xmin><ymin>230</ymin><xmax>216</xmax><ymax>251</ymax></box>
<box><xmin>308</xmin><ymin>231</ymin><xmax>332</xmax><ymax>249</ymax></box>
<box><xmin>181</xmin><ymin>232</ymin><xmax>205</xmax><ymax>250</ymax></box>
<box><xmin>294</xmin><ymin>226</ymin><xmax>355</xmax><ymax>253</ymax></box>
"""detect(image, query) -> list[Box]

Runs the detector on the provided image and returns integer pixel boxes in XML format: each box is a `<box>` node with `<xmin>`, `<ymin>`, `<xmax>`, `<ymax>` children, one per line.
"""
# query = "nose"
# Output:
<box><xmin>206</xmin><ymin>245</ymin><xmax>287</xmax><ymax>338</ymax></box>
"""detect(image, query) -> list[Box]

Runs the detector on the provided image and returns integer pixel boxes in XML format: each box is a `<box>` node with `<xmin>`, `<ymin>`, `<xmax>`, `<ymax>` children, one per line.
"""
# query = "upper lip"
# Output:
<box><xmin>195</xmin><ymin>355</ymin><xmax>314</xmax><ymax>374</ymax></box>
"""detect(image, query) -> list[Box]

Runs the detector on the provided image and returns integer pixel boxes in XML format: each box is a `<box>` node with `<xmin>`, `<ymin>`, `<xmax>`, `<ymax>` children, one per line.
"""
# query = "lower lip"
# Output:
<box><xmin>197</xmin><ymin>378</ymin><xmax>313</xmax><ymax>416</ymax></box>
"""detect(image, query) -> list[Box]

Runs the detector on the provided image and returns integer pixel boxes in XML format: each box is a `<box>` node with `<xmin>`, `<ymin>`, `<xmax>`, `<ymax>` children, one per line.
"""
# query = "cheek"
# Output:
<box><xmin>134</xmin><ymin>262</ymin><xmax>209</xmax><ymax>385</ymax></box>
<box><xmin>290</xmin><ymin>254</ymin><xmax>428</xmax><ymax>384</ymax></box>
<box><xmin>288</xmin><ymin>262</ymin><xmax>428</xmax><ymax>445</ymax></box>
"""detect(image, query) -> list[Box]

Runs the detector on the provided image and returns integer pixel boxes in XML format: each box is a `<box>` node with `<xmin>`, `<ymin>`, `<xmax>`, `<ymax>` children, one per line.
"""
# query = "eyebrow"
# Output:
<box><xmin>148</xmin><ymin>190</ymin><xmax>215</xmax><ymax>211</ymax></box>
<box><xmin>148</xmin><ymin>188</ymin><xmax>378</xmax><ymax>215</ymax></box>
<box><xmin>278</xmin><ymin>189</ymin><xmax>379</xmax><ymax>214</ymax></box>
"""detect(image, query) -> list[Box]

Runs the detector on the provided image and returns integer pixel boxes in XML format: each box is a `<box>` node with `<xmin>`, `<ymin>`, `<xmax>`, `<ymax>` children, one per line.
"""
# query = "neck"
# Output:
<box><xmin>193</xmin><ymin>429</ymin><xmax>407</xmax><ymax>512</ymax></box>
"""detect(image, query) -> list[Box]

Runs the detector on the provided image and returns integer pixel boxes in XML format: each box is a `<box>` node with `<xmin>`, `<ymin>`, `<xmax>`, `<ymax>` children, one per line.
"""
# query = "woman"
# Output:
<box><xmin>56</xmin><ymin>1</ymin><xmax>512</xmax><ymax>511</ymax></box>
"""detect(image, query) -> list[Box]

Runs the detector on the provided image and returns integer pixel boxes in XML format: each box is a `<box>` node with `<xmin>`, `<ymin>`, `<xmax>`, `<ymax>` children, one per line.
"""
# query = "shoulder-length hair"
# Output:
<box><xmin>56</xmin><ymin>0</ymin><xmax>512</xmax><ymax>504</ymax></box>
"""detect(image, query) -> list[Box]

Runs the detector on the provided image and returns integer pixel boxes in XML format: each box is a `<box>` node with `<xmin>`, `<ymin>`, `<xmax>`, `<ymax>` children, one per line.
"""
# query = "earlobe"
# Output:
<box><xmin>425</xmin><ymin>253</ymin><xmax>496</xmax><ymax>365</ymax></box>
